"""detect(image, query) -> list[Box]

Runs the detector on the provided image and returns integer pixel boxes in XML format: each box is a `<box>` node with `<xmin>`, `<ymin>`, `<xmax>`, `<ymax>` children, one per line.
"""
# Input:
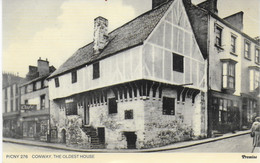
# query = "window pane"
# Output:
<box><xmin>163</xmin><ymin>97</ymin><xmax>175</xmax><ymax>115</ymax></box>
<box><xmin>223</xmin><ymin>76</ymin><xmax>227</xmax><ymax>88</ymax></box>
<box><xmin>223</xmin><ymin>63</ymin><xmax>227</xmax><ymax>75</ymax></box>
<box><xmin>172</xmin><ymin>53</ymin><xmax>184</xmax><ymax>73</ymax></box>
<box><xmin>108</xmin><ymin>98</ymin><xmax>117</xmax><ymax>114</ymax></box>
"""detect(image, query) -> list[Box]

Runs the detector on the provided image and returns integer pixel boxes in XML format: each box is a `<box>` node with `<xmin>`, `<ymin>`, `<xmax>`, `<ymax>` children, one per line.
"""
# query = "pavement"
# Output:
<box><xmin>3</xmin><ymin>130</ymin><xmax>251</xmax><ymax>153</ymax></box>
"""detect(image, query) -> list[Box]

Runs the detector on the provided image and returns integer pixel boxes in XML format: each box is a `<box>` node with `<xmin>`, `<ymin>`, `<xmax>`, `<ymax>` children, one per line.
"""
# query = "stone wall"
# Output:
<box><xmin>142</xmin><ymin>88</ymin><xmax>205</xmax><ymax>148</ymax></box>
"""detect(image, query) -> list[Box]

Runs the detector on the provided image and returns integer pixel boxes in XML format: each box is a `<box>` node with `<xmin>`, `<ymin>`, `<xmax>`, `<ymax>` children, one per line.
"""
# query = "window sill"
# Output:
<box><xmin>222</xmin><ymin>87</ymin><xmax>235</xmax><ymax>94</ymax></box>
<box><xmin>230</xmin><ymin>52</ymin><xmax>238</xmax><ymax>57</ymax></box>
<box><xmin>215</xmin><ymin>44</ymin><xmax>224</xmax><ymax>50</ymax></box>
<box><xmin>255</xmin><ymin>62</ymin><xmax>260</xmax><ymax>65</ymax></box>
<box><xmin>244</xmin><ymin>57</ymin><xmax>251</xmax><ymax>61</ymax></box>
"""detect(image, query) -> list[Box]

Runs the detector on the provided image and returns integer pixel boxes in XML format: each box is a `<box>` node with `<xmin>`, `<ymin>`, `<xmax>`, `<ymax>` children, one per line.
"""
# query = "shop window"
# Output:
<box><xmin>255</xmin><ymin>48</ymin><xmax>260</xmax><ymax>64</ymax></box>
<box><xmin>231</xmin><ymin>35</ymin><xmax>236</xmax><ymax>54</ymax></box>
<box><xmin>5</xmin><ymin>89</ymin><xmax>7</xmax><ymax>99</ymax></box>
<box><xmin>108</xmin><ymin>98</ymin><xmax>117</xmax><ymax>114</ymax></box>
<box><xmin>41</xmin><ymin>80</ymin><xmax>45</xmax><ymax>89</ymax></box>
<box><xmin>55</xmin><ymin>78</ymin><xmax>60</xmax><ymax>88</ymax></box>
<box><xmin>10</xmin><ymin>99</ymin><xmax>13</xmax><ymax>112</ymax></box>
<box><xmin>162</xmin><ymin>97</ymin><xmax>175</xmax><ymax>115</ymax></box>
<box><xmin>5</xmin><ymin>101</ymin><xmax>7</xmax><ymax>113</ymax></box>
<box><xmin>172</xmin><ymin>53</ymin><xmax>184</xmax><ymax>73</ymax></box>
<box><xmin>10</xmin><ymin>86</ymin><xmax>13</xmax><ymax>97</ymax></box>
<box><xmin>40</xmin><ymin>95</ymin><xmax>46</xmax><ymax>110</ymax></box>
<box><xmin>221</xmin><ymin>59</ymin><xmax>237</xmax><ymax>92</ymax></box>
<box><xmin>16</xmin><ymin>84</ymin><xmax>19</xmax><ymax>94</ymax></box>
<box><xmin>244</xmin><ymin>41</ymin><xmax>251</xmax><ymax>59</ymax></box>
<box><xmin>93</xmin><ymin>62</ymin><xmax>100</xmax><ymax>79</ymax></box>
<box><xmin>65</xmin><ymin>102</ymin><xmax>77</xmax><ymax>115</ymax></box>
<box><xmin>125</xmin><ymin>110</ymin><xmax>133</xmax><ymax>119</ymax></box>
<box><xmin>33</xmin><ymin>82</ymin><xmax>36</xmax><ymax>91</ymax></box>
<box><xmin>71</xmin><ymin>71</ymin><xmax>77</xmax><ymax>83</ymax></box>
<box><xmin>215</xmin><ymin>25</ymin><xmax>223</xmax><ymax>47</ymax></box>
<box><xmin>16</xmin><ymin>98</ymin><xmax>19</xmax><ymax>111</ymax></box>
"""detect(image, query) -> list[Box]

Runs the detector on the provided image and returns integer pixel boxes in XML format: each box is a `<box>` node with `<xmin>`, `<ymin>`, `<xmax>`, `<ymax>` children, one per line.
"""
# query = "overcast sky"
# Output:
<box><xmin>2</xmin><ymin>0</ymin><xmax>260</xmax><ymax>77</ymax></box>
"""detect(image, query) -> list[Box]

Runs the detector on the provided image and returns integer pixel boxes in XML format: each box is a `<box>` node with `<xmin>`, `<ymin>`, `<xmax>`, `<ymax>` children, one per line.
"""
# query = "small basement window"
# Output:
<box><xmin>108</xmin><ymin>98</ymin><xmax>117</xmax><ymax>114</ymax></box>
<box><xmin>162</xmin><ymin>97</ymin><xmax>175</xmax><ymax>115</ymax></box>
<box><xmin>172</xmin><ymin>53</ymin><xmax>184</xmax><ymax>73</ymax></box>
<box><xmin>125</xmin><ymin>110</ymin><xmax>133</xmax><ymax>119</ymax></box>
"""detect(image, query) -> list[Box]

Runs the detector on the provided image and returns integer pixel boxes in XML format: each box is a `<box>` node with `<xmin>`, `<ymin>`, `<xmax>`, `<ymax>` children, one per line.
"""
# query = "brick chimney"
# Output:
<box><xmin>93</xmin><ymin>16</ymin><xmax>109</xmax><ymax>54</ymax></box>
<box><xmin>37</xmin><ymin>57</ymin><xmax>49</xmax><ymax>76</ymax></box>
<box><xmin>152</xmin><ymin>0</ymin><xmax>168</xmax><ymax>8</ymax></box>
<box><xmin>224</xmin><ymin>12</ymin><xmax>244</xmax><ymax>31</ymax></box>
<box><xmin>198</xmin><ymin>0</ymin><xmax>218</xmax><ymax>15</ymax></box>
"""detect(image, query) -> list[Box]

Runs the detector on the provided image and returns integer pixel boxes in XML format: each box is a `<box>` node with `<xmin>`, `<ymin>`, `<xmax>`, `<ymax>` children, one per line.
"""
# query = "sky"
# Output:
<box><xmin>2</xmin><ymin>0</ymin><xmax>260</xmax><ymax>77</ymax></box>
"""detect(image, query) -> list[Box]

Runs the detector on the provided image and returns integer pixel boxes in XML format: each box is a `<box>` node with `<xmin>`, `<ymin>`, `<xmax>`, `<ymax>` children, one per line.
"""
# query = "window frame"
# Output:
<box><xmin>125</xmin><ymin>110</ymin><xmax>133</xmax><ymax>119</ymax></box>
<box><xmin>215</xmin><ymin>25</ymin><xmax>223</xmax><ymax>47</ymax></box>
<box><xmin>65</xmin><ymin>102</ymin><xmax>77</xmax><ymax>115</ymax></box>
<box><xmin>108</xmin><ymin>98</ymin><xmax>117</xmax><ymax>114</ymax></box>
<box><xmin>54</xmin><ymin>78</ymin><xmax>60</xmax><ymax>88</ymax></box>
<box><xmin>221</xmin><ymin>59</ymin><xmax>237</xmax><ymax>92</ymax></box>
<box><xmin>255</xmin><ymin>47</ymin><xmax>260</xmax><ymax>64</ymax></box>
<box><xmin>230</xmin><ymin>35</ymin><xmax>237</xmax><ymax>54</ymax></box>
<box><xmin>40</xmin><ymin>95</ymin><xmax>46</xmax><ymax>110</ymax></box>
<box><xmin>162</xmin><ymin>96</ymin><xmax>175</xmax><ymax>116</ymax></box>
<box><xmin>71</xmin><ymin>70</ymin><xmax>77</xmax><ymax>84</ymax></box>
<box><xmin>172</xmin><ymin>53</ymin><xmax>184</xmax><ymax>73</ymax></box>
<box><xmin>93</xmin><ymin>62</ymin><xmax>100</xmax><ymax>79</ymax></box>
<box><xmin>244</xmin><ymin>40</ymin><xmax>251</xmax><ymax>59</ymax></box>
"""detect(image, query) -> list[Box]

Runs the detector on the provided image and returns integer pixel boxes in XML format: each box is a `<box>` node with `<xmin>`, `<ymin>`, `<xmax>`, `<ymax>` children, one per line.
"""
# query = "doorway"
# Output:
<box><xmin>124</xmin><ymin>132</ymin><xmax>137</xmax><ymax>149</ymax></box>
<box><xmin>97</xmin><ymin>128</ymin><xmax>105</xmax><ymax>144</ymax></box>
<box><xmin>61</xmin><ymin>129</ymin><xmax>66</xmax><ymax>144</ymax></box>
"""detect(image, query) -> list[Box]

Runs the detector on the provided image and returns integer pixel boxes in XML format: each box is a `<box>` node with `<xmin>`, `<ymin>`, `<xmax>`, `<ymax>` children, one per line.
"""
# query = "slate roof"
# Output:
<box><xmin>48</xmin><ymin>0</ymin><xmax>174</xmax><ymax>79</ymax></box>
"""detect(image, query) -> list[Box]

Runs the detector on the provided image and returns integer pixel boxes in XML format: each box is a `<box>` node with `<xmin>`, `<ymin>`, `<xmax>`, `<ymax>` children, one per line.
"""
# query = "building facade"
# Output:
<box><xmin>184</xmin><ymin>0</ymin><xmax>260</xmax><ymax>135</ymax></box>
<box><xmin>19</xmin><ymin>58</ymin><xmax>56</xmax><ymax>141</ymax></box>
<box><xmin>48</xmin><ymin>0</ymin><xmax>208</xmax><ymax>149</ymax></box>
<box><xmin>2</xmin><ymin>73</ymin><xmax>25</xmax><ymax>138</ymax></box>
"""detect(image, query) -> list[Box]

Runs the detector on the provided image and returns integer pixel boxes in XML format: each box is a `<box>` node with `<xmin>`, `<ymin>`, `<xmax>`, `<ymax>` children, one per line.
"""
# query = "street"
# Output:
<box><xmin>162</xmin><ymin>134</ymin><xmax>259</xmax><ymax>153</ymax></box>
<box><xmin>3</xmin><ymin>142</ymin><xmax>71</xmax><ymax>153</ymax></box>
<box><xmin>3</xmin><ymin>134</ymin><xmax>259</xmax><ymax>153</ymax></box>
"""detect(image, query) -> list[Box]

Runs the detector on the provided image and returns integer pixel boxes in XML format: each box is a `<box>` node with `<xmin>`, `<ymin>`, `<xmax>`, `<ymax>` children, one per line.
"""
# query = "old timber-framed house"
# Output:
<box><xmin>47</xmin><ymin>0</ymin><xmax>207</xmax><ymax>149</ymax></box>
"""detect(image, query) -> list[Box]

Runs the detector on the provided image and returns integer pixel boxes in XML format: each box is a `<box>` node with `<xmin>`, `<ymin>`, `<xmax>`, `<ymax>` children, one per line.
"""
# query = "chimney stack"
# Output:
<box><xmin>93</xmin><ymin>16</ymin><xmax>109</xmax><ymax>54</ymax></box>
<box><xmin>37</xmin><ymin>57</ymin><xmax>49</xmax><ymax>76</ymax></box>
<box><xmin>198</xmin><ymin>0</ymin><xmax>218</xmax><ymax>15</ymax></box>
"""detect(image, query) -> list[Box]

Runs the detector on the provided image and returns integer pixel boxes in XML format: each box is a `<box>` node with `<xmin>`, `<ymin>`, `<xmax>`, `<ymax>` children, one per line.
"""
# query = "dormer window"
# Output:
<box><xmin>221</xmin><ymin>59</ymin><xmax>237</xmax><ymax>94</ymax></box>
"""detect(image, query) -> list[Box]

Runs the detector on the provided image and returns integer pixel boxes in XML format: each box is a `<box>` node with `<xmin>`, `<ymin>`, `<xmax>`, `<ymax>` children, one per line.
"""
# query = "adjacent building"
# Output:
<box><xmin>184</xmin><ymin>0</ymin><xmax>260</xmax><ymax>135</ymax></box>
<box><xmin>2</xmin><ymin>73</ymin><xmax>25</xmax><ymax>138</ymax></box>
<box><xmin>47</xmin><ymin>0</ymin><xmax>207</xmax><ymax>149</ymax></box>
<box><xmin>19</xmin><ymin>58</ymin><xmax>56</xmax><ymax>141</ymax></box>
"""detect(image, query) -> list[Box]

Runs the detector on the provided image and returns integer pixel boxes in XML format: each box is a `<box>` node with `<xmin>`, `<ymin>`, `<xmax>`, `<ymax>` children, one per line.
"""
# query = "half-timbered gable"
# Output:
<box><xmin>143</xmin><ymin>0</ymin><xmax>206</xmax><ymax>90</ymax></box>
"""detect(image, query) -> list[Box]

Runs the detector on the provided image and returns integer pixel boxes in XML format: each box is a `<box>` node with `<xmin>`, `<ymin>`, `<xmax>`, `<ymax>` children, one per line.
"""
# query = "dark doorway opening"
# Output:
<box><xmin>97</xmin><ymin>128</ymin><xmax>105</xmax><ymax>144</ymax></box>
<box><xmin>124</xmin><ymin>132</ymin><xmax>137</xmax><ymax>149</ymax></box>
<box><xmin>61</xmin><ymin>129</ymin><xmax>66</xmax><ymax>144</ymax></box>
